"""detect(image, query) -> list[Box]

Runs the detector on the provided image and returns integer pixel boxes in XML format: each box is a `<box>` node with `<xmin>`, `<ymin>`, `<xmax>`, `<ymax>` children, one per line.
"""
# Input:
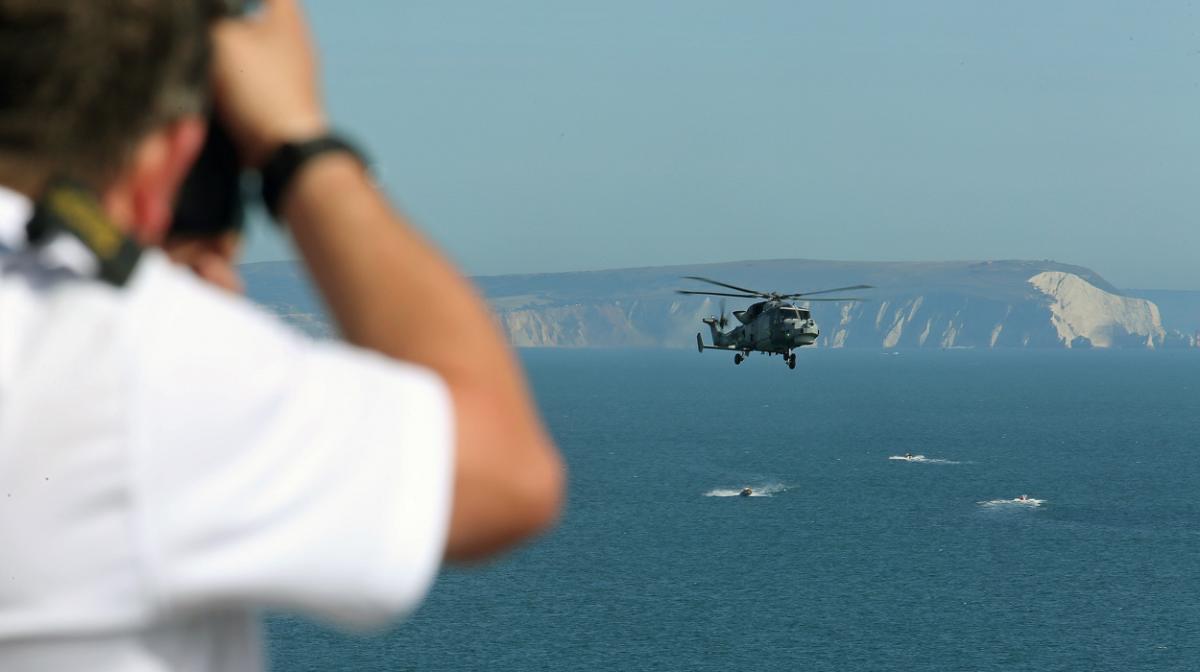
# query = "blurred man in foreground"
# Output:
<box><xmin>0</xmin><ymin>1</ymin><xmax>563</xmax><ymax>670</ymax></box>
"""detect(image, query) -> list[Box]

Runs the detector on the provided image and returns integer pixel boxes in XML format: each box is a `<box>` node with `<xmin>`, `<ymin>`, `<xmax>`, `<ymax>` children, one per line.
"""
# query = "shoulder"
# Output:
<box><xmin>124</xmin><ymin>256</ymin><xmax>456</xmax><ymax>624</ymax></box>
<box><xmin>125</xmin><ymin>250</ymin><xmax>452</xmax><ymax>439</ymax></box>
<box><xmin>126</xmin><ymin>250</ymin><xmax>306</xmax><ymax>351</ymax></box>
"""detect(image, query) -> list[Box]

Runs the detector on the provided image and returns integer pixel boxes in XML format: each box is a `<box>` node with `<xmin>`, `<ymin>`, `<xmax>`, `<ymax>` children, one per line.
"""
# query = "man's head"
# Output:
<box><xmin>0</xmin><ymin>0</ymin><xmax>211</xmax><ymax>244</ymax></box>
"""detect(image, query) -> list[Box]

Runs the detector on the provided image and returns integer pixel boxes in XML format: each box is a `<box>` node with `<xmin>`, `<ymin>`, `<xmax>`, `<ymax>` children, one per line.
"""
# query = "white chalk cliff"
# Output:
<box><xmin>1028</xmin><ymin>271</ymin><xmax>1164</xmax><ymax>348</ymax></box>
<box><xmin>239</xmin><ymin>259</ymin><xmax>1195</xmax><ymax>350</ymax></box>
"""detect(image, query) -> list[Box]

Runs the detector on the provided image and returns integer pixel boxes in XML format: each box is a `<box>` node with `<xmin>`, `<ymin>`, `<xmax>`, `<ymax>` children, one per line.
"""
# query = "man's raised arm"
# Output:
<box><xmin>211</xmin><ymin>0</ymin><xmax>563</xmax><ymax>561</ymax></box>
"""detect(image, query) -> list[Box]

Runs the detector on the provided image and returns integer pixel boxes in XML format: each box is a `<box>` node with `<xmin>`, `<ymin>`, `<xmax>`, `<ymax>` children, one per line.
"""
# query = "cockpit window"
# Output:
<box><xmin>779</xmin><ymin>307</ymin><xmax>810</xmax><ymax>320</ymax></box>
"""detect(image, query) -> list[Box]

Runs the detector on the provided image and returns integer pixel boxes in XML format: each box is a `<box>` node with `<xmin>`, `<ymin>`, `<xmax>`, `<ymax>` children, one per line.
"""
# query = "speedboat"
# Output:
<box><xmin>739</xmin><ymin>488</ymin><xmax>753</xmax><ymax>497</ymax></box>
<box><xmin>978</xmin><ymin>494</ymin><xmax>1044</xmax><ymax>507</ymax></box>
<box><xmin>888</xmin><ymin>453</ymin><xmax>925</xmax><ymax>462</ymax></box>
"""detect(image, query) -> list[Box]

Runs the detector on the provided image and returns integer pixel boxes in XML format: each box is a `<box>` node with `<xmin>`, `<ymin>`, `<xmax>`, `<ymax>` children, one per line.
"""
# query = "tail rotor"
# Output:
<box><xmin>699</xmin><ymin>299</ymin><xmax>728</xmax><ymax>348</ymax></box>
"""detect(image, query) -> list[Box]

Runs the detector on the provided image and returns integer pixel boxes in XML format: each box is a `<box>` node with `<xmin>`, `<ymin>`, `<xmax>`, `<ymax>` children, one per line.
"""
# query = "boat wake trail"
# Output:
<box><xmin>888</xmin><ymin>455</ymin><xmax>961</xmax><ymax>464</ymax></box>
<box><xmin>704</xmin><ymin>482</ymin><xmax>788</xmax><ymax>498</ymax></box>
<box><xmin>978</xmin><ymin>497</ymin><xmax>1045</xmax><ymax>508</ymax></box>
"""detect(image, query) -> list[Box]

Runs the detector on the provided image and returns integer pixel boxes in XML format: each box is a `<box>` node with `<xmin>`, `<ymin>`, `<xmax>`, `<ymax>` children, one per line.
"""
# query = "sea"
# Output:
<box><xmin>266</xmin><ymin>348</ymin><xmax>1200</xmax><ymax>671</ymax></box>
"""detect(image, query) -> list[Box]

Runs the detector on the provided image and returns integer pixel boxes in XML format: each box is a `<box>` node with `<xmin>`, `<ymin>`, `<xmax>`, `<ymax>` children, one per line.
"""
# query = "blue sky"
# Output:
<box><xmin>243</xmin><ymin>1</ymin><xmax>1200</xmax><ymax>290</ymax></box>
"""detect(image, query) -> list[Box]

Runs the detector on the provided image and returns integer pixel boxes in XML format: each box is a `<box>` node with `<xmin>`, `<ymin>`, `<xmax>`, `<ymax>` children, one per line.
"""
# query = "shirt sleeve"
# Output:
<box><xmin>127</xmin><ymin>255</ymin><xmax>454</xmax><ymax>629</ymax></box>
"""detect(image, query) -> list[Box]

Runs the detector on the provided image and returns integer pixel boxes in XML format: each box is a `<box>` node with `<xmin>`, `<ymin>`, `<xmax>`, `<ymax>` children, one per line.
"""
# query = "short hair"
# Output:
<box><xmin>0</xmin><ymin>0</ymin><xmax>210</xmax><ymax>183</ymax></box>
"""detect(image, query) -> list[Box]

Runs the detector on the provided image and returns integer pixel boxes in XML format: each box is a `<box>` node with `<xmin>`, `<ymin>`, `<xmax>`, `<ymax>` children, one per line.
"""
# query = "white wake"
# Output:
<box><xmin>704</xmin><ymin>482</ymin><xmax>788</xmax><ymax>498</ymax></box>
<box><xmin>978</xmin><ymin>496</ymin><xmax>1045</xmax><ymax>508</ymax></box>
<box><xmin>888</xmin><ymin>455</ymin><xmax>960</xmax><ymax>464</ymax></box>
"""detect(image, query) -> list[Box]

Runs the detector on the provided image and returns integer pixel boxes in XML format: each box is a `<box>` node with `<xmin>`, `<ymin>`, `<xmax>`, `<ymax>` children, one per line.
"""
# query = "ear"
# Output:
<box><xmin>117</xmin><ymin>117</ymin><xmax>207</xmax><ymax>246</ymax></box>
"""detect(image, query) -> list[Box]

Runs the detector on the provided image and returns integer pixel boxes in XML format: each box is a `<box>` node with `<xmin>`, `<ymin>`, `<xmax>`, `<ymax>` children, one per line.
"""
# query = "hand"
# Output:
<box><xmin>210</xmin><ymin>0</ymin><xmax>328</xmax><ymax>167</ymax></box>
<box><xmin>163</xmin><ymin>232</ymin><xmax>245</xmax><ymax>294</ymax></box>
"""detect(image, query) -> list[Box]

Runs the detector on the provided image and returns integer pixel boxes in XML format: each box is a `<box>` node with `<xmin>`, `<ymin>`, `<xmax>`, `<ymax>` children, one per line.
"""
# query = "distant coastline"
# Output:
<box><xmin>242</xmin><ymin>258</ymin><xmax>1200</xmax><ymax>350</ymax></box>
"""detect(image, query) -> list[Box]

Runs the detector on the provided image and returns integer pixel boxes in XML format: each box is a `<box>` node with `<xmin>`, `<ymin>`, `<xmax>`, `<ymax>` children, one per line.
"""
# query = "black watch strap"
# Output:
<box><xmin>260</xmin><ymin>134</ymin><xmax>366</xmax><ymax>220</ymax></box>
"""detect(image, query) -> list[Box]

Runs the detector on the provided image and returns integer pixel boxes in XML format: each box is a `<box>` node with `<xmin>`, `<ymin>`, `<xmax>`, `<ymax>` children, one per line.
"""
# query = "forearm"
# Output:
<box><xmin>212</xmin><ymin>0</ymin><xmax>562</xmax><ymax>561</ymax></box>
<box><xmin>282</xmin><ymin>154</ymin><xmax>563</xmax><ymax>559</ymax></box>
<box><xmin>283</xmin><ymin>155</ymin><xmax>498</xmax><ymax>366</ymax></box>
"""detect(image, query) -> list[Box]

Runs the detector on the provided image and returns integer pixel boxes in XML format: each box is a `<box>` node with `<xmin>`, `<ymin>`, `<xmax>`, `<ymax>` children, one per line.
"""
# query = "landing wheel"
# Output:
<box><xmin>734</xmin><ymin>353</ymin><xmax>744</xmax><ymax>365</ymax></box>
<box><xmin>787</xmin><ymin>353</ymin><xmax>796</xmax><ymax>369</ymax></box>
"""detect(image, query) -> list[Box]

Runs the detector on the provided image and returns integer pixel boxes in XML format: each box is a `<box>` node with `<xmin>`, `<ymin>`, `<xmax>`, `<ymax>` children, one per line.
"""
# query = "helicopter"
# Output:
<box><xmin>677</xmin><ymin>276</ymin><xmax>872</xmax><ymax>369</ymax></box>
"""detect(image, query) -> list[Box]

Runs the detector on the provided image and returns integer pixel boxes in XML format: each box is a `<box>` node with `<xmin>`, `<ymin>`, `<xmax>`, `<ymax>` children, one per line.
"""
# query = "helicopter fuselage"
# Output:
<box><xmin>703</xmin><ymin>300</ymin><xmax>819</xmax><ymax>354</ymax></box>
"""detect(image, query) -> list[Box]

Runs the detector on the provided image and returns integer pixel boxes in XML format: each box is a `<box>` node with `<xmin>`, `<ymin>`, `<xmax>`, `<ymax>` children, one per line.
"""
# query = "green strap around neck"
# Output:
<box><xmin>25</xmin><ymin>179</ymin><xmax>142</xmax><ymax>287</ymax></box>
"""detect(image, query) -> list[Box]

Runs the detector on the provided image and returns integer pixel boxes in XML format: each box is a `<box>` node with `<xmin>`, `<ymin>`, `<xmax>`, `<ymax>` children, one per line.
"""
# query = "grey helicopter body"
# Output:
<box><xmin>678</xmin><ymin>276</ymin><xmax>872</xmax><ymax>369</ymax></box>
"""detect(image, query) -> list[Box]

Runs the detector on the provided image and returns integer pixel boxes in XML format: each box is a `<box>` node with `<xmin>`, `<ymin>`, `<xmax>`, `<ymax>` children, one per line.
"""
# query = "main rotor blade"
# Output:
<box><xmin>676</xmin><ymin>290</ymin><xmax>761</xmax><ymax>298</ymax></box>
<box><xmin>681</xmin><ymin>276</ymin><xmax>769</xmax><ymax>297</ymax></box>
<box><xmin>783</xmin><ymin>284</ymin><xmax>874</xmax><ymax>298</ymax></box>
<box><xmin>794</xmin><ymin>297</ymin><xmax>871</xmax><ymax>302</ymax></box>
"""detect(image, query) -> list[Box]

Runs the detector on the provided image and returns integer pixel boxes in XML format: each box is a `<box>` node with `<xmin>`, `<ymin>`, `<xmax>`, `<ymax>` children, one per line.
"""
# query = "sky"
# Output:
<box><xmin>242</xmin><ymin>1</ymin><xmax>1200</xmax><ymax>290</ymax></box>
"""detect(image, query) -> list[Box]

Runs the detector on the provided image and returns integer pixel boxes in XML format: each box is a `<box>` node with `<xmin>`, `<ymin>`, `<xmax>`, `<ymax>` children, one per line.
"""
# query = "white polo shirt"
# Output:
<box><xmin>0</xmin><ymin>186</ymin><xmax>455</xmax><ymax>671</ymax></box>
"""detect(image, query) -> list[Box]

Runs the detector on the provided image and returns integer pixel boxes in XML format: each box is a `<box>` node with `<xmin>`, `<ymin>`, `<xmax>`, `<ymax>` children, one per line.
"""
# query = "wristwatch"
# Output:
<box><xmin>260</xmin><ymin>134</ymin><xmax>367</xmax><ymax>221</ymax></box>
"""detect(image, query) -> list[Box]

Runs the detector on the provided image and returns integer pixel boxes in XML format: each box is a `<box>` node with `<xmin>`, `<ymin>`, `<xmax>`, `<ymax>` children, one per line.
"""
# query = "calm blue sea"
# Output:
<box><xmin>267</xmin><ymin>349</ymin><xmax>1200</xmax><ymax>671</ymax></box>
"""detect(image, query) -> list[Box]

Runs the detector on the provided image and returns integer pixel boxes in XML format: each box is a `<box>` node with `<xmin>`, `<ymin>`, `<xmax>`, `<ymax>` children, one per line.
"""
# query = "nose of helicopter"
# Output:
<box><xmin>786</xmin><ymin>318</ymin><xmax>819</xmax><ymax>345</ymax></box>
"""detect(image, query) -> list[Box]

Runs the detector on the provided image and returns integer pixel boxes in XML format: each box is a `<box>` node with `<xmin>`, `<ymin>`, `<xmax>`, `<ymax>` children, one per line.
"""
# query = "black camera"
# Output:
<box><xmin>168</xmin><ymin>0</ymin><xmax>255</xmax><ymax>239</ymax></box>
